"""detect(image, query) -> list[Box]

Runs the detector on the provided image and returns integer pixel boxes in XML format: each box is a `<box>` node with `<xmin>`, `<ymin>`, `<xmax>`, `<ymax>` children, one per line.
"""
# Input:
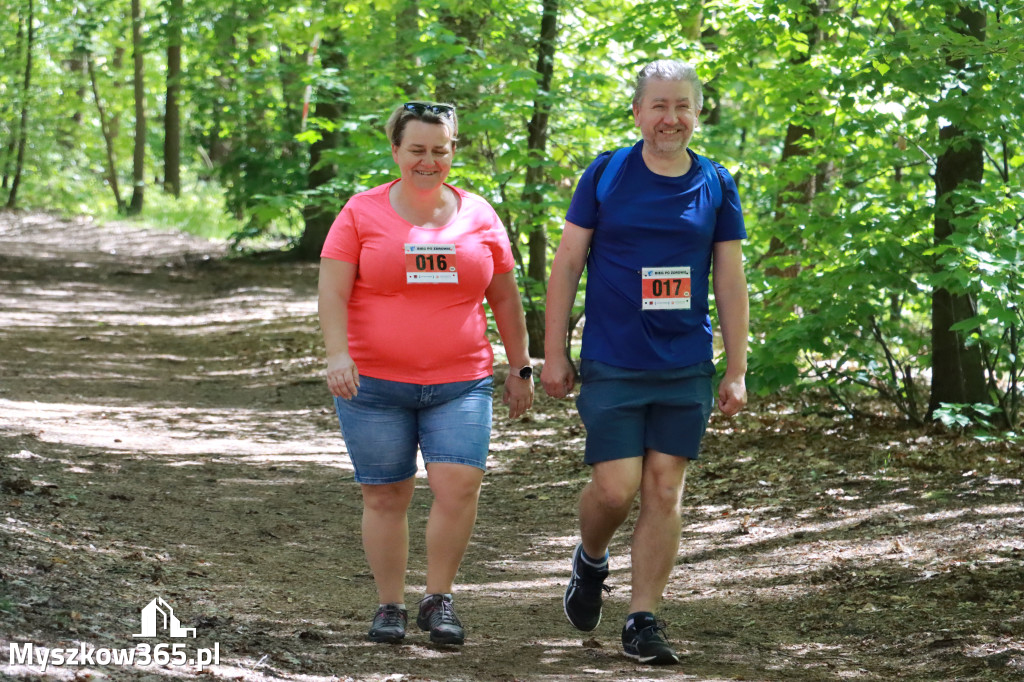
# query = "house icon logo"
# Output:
<box><xmin>133</xmin><ymin>597</ymin><xmax>196</xmax><ymax>638</ymax></box>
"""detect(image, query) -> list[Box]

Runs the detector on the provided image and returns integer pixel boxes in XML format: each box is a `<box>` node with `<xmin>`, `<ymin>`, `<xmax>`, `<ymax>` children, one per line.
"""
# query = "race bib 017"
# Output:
<box><xmin>641</xmin><ymin>266</ymin><xmax>691</xmax><ymax>310</ymax></box>
<box><xmin>405</xmin><ymin>244</ymin><xmax>458</xmax><ymax>283</ymax></box>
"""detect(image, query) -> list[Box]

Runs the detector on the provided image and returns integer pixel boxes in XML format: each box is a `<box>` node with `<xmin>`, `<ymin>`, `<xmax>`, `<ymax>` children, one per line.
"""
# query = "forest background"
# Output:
<box><xmin>2</xmin><ymin>2</ymin><xmax>1024</xmax><ymax>680</ymax></box>
<box><xmin>2</xmin><ymin>0</ymin><xmax>1023</xmax><ymax>435</ymax></box>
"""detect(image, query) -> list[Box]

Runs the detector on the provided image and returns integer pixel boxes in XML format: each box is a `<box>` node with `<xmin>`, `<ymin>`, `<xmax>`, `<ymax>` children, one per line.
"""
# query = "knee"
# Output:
<box><xmin>432</xmin><ymin>480</ymin><xmax>481</xmax><ymax>511</ymax></box>
<box><xmin>362</xmin><ymin>483</ymin><xmax>413</xmax><ymax>515</ymax></box>
<box><xmin>428</xmin><ymin>467</ymin><xmax>483</xmax><ymax>511</ymax></box>
<box><xmin>588</xmin><ymin>477</ymin><xmax>638</xmax><ymax>512</ymax></box>
<box><xmin>641</xmin><ymin>478</ymin><xmax>684</xmax><ymax>514</ymax></box>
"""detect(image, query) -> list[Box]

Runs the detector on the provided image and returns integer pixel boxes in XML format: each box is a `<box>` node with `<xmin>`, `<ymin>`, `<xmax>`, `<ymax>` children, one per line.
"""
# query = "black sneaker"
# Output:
<box><xmin>367</xmin><ymin>604</ymin><xmax>407</xmax><ymax>643</ymax></box>
<box><xmin>416</xmin><ymin>594</ymin><xmax>465</xmax><ymax>645</ymax></box>
<box><xmin>622</xmin><ymin>618</ymin><xmax>680</xmax><ymax>665</ymax></box>
<box><xmin>563</xmin><ymin>543</ymin><xmax>610</xmax><ymax>631</ymax></box>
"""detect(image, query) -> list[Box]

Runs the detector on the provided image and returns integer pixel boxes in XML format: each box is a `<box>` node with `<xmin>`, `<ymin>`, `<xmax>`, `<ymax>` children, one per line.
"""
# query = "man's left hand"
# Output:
<box><xmin>718</xmin><ymin>373</ymin><xmax>747</xmax><ymax>417</ymax></box>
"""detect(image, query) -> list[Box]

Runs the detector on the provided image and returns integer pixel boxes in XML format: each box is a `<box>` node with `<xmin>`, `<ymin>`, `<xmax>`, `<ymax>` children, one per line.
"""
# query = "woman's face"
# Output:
<box><xmin>392</xmin><ymin>119</ymin><xmax>454</xmax><ymax>191</ymax></box>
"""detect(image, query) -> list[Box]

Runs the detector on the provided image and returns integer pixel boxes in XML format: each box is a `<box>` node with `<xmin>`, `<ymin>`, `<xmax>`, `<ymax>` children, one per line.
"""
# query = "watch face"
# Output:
<box><xmin>519</xmin><ymin>365</ymin><xmax>533</xmax><ymax>379</ymax></box>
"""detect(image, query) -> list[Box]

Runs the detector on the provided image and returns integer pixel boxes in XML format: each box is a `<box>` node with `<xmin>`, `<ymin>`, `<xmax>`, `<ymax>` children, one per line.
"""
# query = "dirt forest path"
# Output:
<box><xmin>1</xmin><ymin>210</ymin><xmax>1022</xmax><ymax>682</ymax></box>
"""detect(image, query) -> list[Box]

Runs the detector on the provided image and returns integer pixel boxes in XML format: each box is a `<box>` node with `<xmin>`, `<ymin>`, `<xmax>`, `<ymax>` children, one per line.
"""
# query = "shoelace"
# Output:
<box><xmin>569</xmin><ymin>574</ymin><xmax>613</xmax><ymax>595</ymax></box>
<box><xmin>436</xmin><ymin>598</ymin><xmax>462</xmax><ymax>626</ymax></box>
<box><xmin>635</xmin><ymin>620</ymin><xmax>669</xmax><ymax>641</ymax></box>
<box><xmin>377</xmin><ymin>605</ymin><xmax>404</xmax><ymax>627</ymax></box>
<box><xmin>420</xmin><ymin>595</ymin><xmax>462</xmax><ymax>627</ymax></box>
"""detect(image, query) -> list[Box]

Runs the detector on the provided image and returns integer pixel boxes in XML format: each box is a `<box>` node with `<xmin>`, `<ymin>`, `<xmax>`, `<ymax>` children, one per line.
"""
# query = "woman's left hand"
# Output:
<box><xmin>502</xmin><ymin>372</ymin><xmax>535</xmax><ymax>419</ymax></box>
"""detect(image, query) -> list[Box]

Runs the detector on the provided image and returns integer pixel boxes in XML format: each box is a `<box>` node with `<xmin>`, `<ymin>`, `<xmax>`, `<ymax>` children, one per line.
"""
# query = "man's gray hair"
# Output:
<box><xmin>632</xmin><ymin>60</ymin><xmax>704</xmax><ymax>111</ymax></box>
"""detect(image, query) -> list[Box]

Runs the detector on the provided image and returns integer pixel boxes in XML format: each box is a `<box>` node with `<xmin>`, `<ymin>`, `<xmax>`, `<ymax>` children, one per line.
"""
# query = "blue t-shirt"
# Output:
<box><xmin>565</xmin><ymin>140</ymin><xmax>747</xmax><ymax>370</ymax></box>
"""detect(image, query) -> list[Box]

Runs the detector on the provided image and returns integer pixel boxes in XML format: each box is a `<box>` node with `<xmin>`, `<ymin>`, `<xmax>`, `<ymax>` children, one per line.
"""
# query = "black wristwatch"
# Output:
<box><xmin>517</xmin><ymin>365</ymin><xmax>533</xmax><ymax>380</ymax></box>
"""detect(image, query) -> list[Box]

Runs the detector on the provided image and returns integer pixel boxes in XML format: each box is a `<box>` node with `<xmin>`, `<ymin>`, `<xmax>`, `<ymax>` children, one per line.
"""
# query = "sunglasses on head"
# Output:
<box><xmin>403</xmin><ymin>102</ymin><xmax>456</xmax><ymax>117</ymax></box>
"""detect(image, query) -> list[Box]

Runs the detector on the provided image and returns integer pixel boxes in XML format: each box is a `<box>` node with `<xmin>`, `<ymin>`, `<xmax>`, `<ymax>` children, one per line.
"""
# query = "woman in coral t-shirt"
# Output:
<box><xmin>318</xmin><ymin>102</ymin><xmax>533</xmax><ymax>647</ymax></box>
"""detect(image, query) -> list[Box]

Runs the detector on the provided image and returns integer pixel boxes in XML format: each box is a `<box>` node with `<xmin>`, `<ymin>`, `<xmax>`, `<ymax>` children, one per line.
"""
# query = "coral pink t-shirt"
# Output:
<box><xmin>321</xmin><ymin>181</ymin><xmax>515</xmax><ymax>384</ymax></box>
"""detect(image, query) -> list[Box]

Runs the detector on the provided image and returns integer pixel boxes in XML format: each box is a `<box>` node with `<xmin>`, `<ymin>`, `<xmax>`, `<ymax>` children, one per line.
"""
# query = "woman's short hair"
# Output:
<box><xmin>632</xmin><ymin>60</ymin><xmax>703</xmax><ymax>111</ymax></box>
<box><xmin>385</xmin><ymin>102</ymin><xmax>459</xmax><ymax>147</ymax></box>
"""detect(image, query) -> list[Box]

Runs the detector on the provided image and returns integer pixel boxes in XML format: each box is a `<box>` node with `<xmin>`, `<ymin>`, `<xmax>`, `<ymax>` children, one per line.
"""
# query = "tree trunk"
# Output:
<box><xmin>278</xmin><ymin>43</ymin><xmax>304</xmax><ymax>166</ymax></box>
<box><xmin>128</xmin><ymin>0</ymin><xmax>146</xmax><ymax>215</ymax></box>
<box><xmin>433</xmin><ymin>5</ymin><xmax>487</xmax><ymax>146</ymax></box>
<box><xmin>163</xmin><ymin>0</ymin><xmax>182</xmax><ymax>197</ymax></box>
<box><xmin>109</xmin><ymin>46</ymin><xmax>125</xmax><ymax>141</ymax></box>
<box><xmin>5</xmin><ymin>0</ymin><xmax>34</xmax><ymax>209</ymax></box>
<box><xmin>395</xmin><ymin>0</ymin><xmax>423</xmax><ymax>97</ymax></box>
<box><xmin>764</xmin><ymin>0</ymin><xmax>829</xmax><ymax>277</ymax></box>
<box><xmin>296</xmin><ymin>37</ymin><xmax>349</xmax><ymax>260</ymax></box>
<box><xmin>2</xmin><ymin>5</ymin><xmax>26</xmax><ymax>191</ymax></box>
<box><xmin>87</xmin><ymin>50</ymin><xmax>125</xmax><ymax>213</ymax></box>
<box><xmin>521</xmin><ymin>0</ymin><xmax>559</xmax><ymax>358</ymax></box>
<box><xmin>928</xmin><ymin>6</ymin><xmax>989</xmax><ymax>416</ymax></box>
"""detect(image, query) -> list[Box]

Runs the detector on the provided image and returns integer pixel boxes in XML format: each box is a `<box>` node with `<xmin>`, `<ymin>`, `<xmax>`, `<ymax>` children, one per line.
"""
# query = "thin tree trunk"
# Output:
<box><xmin>208</xmin><ymin>16</ymin><xmax>236</xmax><ymax>167</ymax></box>
<box><xmin>110</xmin><ymin>46</ymin><xmax>125</xmax><ymax>141</ymax></box>
<box><xmin>128</xmin><ymin>0</ymin><xmax>146</xmax><ymax>215</ymax></box>
<box><xmin>2</xmin><ymin>9</ymin><xmax>27</xmax><ymax>191</ymax></box>
<box><xmin>163</xmin><ymin>0</ymin><xmax>182</xmax><ymax>196</ymax></box>
<box><xmin>433</xmin><ymin>5</ymin><xmax>486</xmax><ymax>146</ymax></box>
<box><xmin>928</xmin><ymin>6</ymin><xmax>989</xmax><ymax>416</ymax></box>
<box><xmin>5</xmin><ymin>0</ymin><xmax>34</xmax><ymax>209</ymax></box>
<box><xmin>87</xmin><ymin>50</ymin><xmax>125</xmax><ymax>213</ymax></box>
<box><xmin>69</xmin><ymin>54</ymin><xmax>89</xmax><ymax>126</ymax></box>
<box><xmin>297</xmin><ymin>38</ymin><xmax>349</xmax><ymax>260</ymax></box>
<box><xmin>521</xmin><ymin>0</ymin><xmax>559</xmax><ymax>358</ymax></box>
<box><xmin>395</xmin><ymin>0</ymin><xmax>423</xmax><ymax>97</ymax></box>
<box><xmin>764</xmin><ymin>0</ymin><xmax>829</xmax><ymax>277</ymax></box>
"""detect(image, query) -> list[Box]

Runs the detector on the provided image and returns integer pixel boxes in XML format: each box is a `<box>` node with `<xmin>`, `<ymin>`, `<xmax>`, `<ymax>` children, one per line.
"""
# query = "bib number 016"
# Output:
<box><xmin>405</xmin><ymin>244</ymin><xmax>458</xmax><ymax>283</ymax></box>
<box><xmin>414</xmin><ymin>253</ymin><xmax>448</xmax><ymax>271</ymax></box>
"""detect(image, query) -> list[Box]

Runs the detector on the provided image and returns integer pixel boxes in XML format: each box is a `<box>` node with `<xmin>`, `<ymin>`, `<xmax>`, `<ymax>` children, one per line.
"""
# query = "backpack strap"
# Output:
<box><xmin>594</xmin><ymin>147</ymin><xmax>630</xmax><ymax>204</ymax></box>
<box><xmin>595</xmin><ymin>146</ymin><xmax>726</xmax><ymax>213</ymax></box>
<box><xmin>694</xmin><ymin>153</ymin><xmax>724</xmax><ymax>212</ymax></box>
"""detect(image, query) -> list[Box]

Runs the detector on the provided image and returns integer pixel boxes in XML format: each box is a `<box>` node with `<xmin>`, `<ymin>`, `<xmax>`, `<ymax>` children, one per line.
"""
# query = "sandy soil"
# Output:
<box><xmin>1</xmin><ymin>210</ymin><xmax>1022</xmax><ymax>682</ymax></box>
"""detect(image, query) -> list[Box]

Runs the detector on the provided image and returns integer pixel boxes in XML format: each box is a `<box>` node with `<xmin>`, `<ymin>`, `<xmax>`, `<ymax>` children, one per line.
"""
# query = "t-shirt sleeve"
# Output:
<box><xmin>320</xmin><ymin>202</ymin><xmax>360</xmax><ymax>263</ymax></box>
<box><xmin>564</xmin><ymin>153</ymin><xmax>610</xmax><ymax>230</ymax></box>
<box><xmin>488</xmin><ymin>210</ymin><xmax>516</xmax><ymax>275</ymax></box>
<box><xmin>713</xmin><ymin>164</ymin><xmax>747</xmax><ymax>242</ymax></box>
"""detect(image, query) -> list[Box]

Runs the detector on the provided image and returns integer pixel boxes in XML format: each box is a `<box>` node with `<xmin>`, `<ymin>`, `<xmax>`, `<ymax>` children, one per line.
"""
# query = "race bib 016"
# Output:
<box><xmin>405</xmin><ymin>244</ymin><xmax>458</xmax><ymax>283</ymax></box>
<box><xmin>641</xmin><ymin>266</ymin><xmax>691</xmax><ymax>310</ymax></box>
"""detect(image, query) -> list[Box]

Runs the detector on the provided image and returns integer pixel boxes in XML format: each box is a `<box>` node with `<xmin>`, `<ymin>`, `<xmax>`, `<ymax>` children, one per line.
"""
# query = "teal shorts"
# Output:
<box><xmin>575</xmin><ymin>359</ymin><xmax>715</xmax><ymax>464</ymax></box>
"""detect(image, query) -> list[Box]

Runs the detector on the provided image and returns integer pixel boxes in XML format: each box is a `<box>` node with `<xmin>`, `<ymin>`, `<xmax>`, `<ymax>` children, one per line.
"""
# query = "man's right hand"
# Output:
<box><xmin>541</xmin><ymin>354</ymin><xmax>576</xmax><ymax>398</ymax></box>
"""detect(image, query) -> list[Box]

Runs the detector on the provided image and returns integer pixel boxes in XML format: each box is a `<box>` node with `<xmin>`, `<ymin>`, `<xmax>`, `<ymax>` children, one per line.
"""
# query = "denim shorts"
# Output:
<box><xmin>575</xmin><ymin>359</ymin><xmax>714</xmax><ymax>464</ymax></box>
<box><xmin>333</xmin><ymin>375</ymin><xmax>494</xmax><ymax>485</ymax></box>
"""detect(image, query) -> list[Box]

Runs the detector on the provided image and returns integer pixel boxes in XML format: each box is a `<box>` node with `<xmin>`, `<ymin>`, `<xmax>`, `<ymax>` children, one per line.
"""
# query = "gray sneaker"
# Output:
<box><xmin>416</xmin><ymin>594</ymin><xmax>465</xmax><ymax>645</ymax></box>
<box><xmin>367</xmin><ymin>604</ymin><xmax>407</xmax><ymax>643</ymax></box>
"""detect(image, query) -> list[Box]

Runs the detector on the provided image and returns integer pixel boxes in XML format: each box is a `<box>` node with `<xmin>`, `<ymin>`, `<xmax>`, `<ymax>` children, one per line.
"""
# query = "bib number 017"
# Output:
<box><xmin>641</xmin><ymin>266</ymin><xmax>691</xmax><ymax>310</ymax></box>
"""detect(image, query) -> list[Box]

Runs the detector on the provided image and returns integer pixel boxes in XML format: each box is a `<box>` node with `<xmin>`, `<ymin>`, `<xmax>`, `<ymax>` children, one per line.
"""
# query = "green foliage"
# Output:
<box><xmin>2</xmin><ymin>0</ymin><xmax>1023</xmax><ymax>434</ymax></box>
<box><xmin>720</xmin><ymin>0</ymin><xmax>1024</xmax><ymax>433</ymax></box>
<box><xmin>932</xmin><ymin>402</ymin><xmax>1002</xmax><ymax>434</ymax></box>
<box><xmin>125</xmin><ymin>175</ymin><xmax>246</xmax><ymax>241</ymax></box>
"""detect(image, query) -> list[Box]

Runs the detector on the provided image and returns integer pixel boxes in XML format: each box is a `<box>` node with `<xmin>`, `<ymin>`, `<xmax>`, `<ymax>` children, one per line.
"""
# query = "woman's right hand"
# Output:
<box><xmin>326</xmin><ymin>352</ymin><xmax>360</xmax><ymax>399</ymax></box>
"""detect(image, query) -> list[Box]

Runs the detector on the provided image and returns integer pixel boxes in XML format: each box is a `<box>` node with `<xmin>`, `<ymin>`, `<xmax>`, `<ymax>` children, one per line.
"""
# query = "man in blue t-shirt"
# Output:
<box><xmin>541</xmin><ymin>60</ymin><xmax>750</xmax><ymax>665</ymax></box>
